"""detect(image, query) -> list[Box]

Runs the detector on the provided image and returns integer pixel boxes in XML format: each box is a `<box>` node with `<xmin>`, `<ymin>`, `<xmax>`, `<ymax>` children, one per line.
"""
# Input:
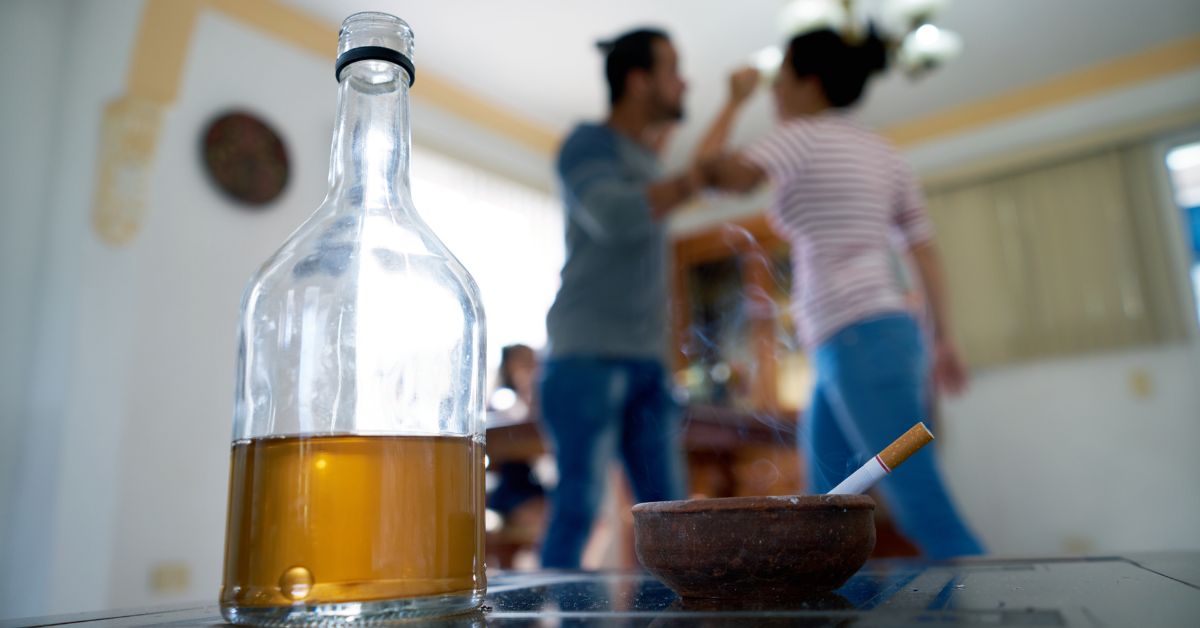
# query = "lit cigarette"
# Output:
<box><xmin>827</xmin><ymin>423</ymin><xmax>934</xmax><ymax>495</ymax></box>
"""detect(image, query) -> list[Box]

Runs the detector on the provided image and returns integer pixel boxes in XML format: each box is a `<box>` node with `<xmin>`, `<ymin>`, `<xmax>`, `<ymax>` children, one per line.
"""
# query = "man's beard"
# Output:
<box><xmin>656</xmin><ymin>102</ymin><xmax>684</xmax><ymax>122</ymax></box>
<box><xmin>653</xmin><ymin>93</ymin><xmax>684</xmax><ymax>122</ymax></box>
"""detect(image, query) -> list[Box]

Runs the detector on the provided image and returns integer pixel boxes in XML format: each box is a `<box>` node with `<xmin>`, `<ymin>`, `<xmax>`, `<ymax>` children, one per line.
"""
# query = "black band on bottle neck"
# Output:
<box><xmin>335</xmin><ymin>46</ymin><xmax>415</xmax><ymax>86</ymax></box>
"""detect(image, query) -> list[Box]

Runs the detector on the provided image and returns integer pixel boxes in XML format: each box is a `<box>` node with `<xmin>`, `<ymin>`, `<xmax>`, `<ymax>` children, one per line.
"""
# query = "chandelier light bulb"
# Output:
<box><xmin>778</xmin><ymin>0</ymin><xmax>850</xmax><ymax>38</ymax></box>
<box><xmin>751</xmin><ymin>45</ymin><xmax>785</xmax><ymax>83</ymax></box>
<box><xmin>898</xmin><ymin>24</ymin><xmax>963</xmax><ymax>76</ymax></box>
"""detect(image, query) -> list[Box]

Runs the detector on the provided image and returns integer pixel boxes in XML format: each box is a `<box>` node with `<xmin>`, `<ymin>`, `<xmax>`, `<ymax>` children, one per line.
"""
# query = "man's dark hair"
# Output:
<box><xmin>597</xmin><ymin>27</ymin><xmax>670</xmax><ymax>105</ymax></box>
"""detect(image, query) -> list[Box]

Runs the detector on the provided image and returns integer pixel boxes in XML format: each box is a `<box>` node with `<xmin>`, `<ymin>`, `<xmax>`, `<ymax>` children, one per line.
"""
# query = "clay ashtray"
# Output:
<box><xmin>632</xmin><ymin>494</ymin><xmax>875</xmax><ymax>599</ymax></box>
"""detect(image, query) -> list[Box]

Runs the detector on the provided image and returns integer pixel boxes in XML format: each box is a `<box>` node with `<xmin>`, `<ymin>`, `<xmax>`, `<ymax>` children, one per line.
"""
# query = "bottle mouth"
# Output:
<box><xmin>335</xmin><ymin>12</ymin><xmax>415</xmax><ymax>85</ymax></box>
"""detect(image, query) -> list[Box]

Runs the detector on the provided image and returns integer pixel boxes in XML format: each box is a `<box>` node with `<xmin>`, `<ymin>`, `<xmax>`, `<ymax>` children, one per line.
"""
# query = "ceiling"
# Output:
<box><xmin>280</xmin><ymin>0</ymin><xmax>1200</xmax><ymax>163</ymax></box>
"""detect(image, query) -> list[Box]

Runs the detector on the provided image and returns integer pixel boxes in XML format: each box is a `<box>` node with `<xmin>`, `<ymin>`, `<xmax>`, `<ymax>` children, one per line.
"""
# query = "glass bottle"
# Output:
<box><xmin>219</xmin><ymin>12</ymin><xmax>486</xmax><ymax>625</ymax></box>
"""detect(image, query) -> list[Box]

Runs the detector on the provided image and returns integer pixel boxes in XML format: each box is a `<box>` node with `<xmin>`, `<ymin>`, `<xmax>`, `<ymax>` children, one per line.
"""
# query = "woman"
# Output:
<box><xmin>697</xmin><ymin>28</ymin><xmax>983</xmax><ymax>558</ymax></box>
<box><xmin>486</xmin><ymin>344</ymin><xmax>545</xmax><ymax>518</ymax></box>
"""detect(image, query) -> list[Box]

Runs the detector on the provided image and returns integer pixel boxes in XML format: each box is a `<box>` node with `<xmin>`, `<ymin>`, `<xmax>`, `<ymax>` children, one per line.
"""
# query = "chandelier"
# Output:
<box><xmin>754</xmin><ymin>0</ymin><xmax>963</xmax><ymax>79</ymax></box>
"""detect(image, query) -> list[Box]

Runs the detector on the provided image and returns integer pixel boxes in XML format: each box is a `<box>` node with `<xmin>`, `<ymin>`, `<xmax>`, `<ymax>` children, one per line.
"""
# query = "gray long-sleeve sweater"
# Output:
<box><xmin>545</xmin><ymin>123</ymin><xmax>668</xmax><ymax>360</ymax></box>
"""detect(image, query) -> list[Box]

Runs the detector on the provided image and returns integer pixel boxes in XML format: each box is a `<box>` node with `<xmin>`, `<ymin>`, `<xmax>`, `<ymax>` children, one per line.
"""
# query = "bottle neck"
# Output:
<box><xmin>327</xmin><ymin>60</ymin><xmax>412</xmax><ymax>210</ymax></box>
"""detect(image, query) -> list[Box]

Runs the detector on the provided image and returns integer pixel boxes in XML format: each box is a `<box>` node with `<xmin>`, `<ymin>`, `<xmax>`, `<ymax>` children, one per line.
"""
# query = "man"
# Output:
<box><xmin>539</xmin><ymin>27</ymin><xmax>698</xmax><ymax>568</ymax></box>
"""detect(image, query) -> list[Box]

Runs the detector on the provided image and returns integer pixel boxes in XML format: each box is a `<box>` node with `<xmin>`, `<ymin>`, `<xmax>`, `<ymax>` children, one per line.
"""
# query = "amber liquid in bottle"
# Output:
<box><xmin>220</xmin><ymin>434</ymin><xmax>485</xmax><ymax>607</ymax></box>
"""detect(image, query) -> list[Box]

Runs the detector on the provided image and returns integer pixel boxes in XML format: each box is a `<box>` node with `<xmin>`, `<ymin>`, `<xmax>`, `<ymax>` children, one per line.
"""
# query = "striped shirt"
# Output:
<box><xmin>742</xmin><ymin>112</ymin><xmax>934</xmax><ymax>348</ymax></box>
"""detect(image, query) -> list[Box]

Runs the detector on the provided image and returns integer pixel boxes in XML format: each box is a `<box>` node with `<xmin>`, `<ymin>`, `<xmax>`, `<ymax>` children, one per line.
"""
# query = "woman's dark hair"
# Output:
<box><xmin>597</xmin><ymin>27</ymin><xmax>670</xmax><ymax>105</ymax></box>
<box><xmin>787</xmin><ymin>26</ymin><xmax>888</xmax><ymax>108</ymax></box>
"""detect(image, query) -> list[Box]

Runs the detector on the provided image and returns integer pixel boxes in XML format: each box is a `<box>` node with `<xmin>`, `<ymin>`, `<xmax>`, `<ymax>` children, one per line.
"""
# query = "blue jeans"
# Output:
<box><xmin>804</xmin><ymin>313</ymin><xmax>984</xmax><ymax>559</ymax></box>
<box><xmin>538</xmin><ymin>356</ymin><xmax>686</xmax><ymax>568</ymax></box>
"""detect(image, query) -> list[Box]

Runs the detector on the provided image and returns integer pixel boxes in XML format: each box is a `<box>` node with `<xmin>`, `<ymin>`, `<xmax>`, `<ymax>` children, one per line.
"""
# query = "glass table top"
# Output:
<box><xmin>4</xmin><ymin>554</ymin><xmax>1197</xmax><ymax>627</ymax></box>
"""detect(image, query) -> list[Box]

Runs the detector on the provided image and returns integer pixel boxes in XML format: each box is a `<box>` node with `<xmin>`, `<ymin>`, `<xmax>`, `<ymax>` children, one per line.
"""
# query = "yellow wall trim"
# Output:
<box><xmin>883</xmin><ymin>35</ymin><xmax>1200</xmax><ymax>148</ymax></box>
<box><xmin>921</xmin><ymin>106</ymin><xmax>1200</xmax><ymax>189</ymax></box>
<box><xmin>94</xmin><ymin>0</ymin><xmax>560</xmax><ymax>245</ymax></box>
<box><xmin>98</xmin><ymin>2</ymin><xmax>1200</xmax><ymax>246</ymax></box>
<box><xmin>206</xmin><ymin>0</ymin><xmax>559</xmax><ymax>154</ymax></box>
<box><xmin>125</xmin><ymin>0</ymin><xmax>203</xmax><ymax>103</ymax></box>
<box><xmin>208</xmin><ymin>0</ymin><xmax>334</xmax><ymax>60</ymax></box>
<box><xmin>123</xmin><ymin>0</ymin><xmax>558</xmax><ymax>155</ymax></box>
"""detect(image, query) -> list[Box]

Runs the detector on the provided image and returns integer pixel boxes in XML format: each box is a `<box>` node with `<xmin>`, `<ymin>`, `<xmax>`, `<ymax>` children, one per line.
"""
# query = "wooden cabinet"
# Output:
<box><xmin>669</xmin><ymin>212</ymin><xmax>810</xmax><ymax>500</ymax></box>
<box><xmin>671</xmin><ymin>213</ymin><xmax>811</xmax><ymax>416</ymax></box>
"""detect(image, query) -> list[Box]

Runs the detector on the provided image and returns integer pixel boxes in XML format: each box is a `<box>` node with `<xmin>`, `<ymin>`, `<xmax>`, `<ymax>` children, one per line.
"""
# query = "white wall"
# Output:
<box><xmin>1</xmin><ymin>0</ymin><xmax>145</xmax><ymax>618</ymax></box>
<box><xmin>904</xmin><ymin>68</ymin><xmax>1200</xmax><ymax>179</ymax></box>
<box><xmin>0</xmin><ymin>0</ymin><xmax>69</xmax><ymax>615</ymax></box>
<box><xmin>0</xmin><ymin>1</ymin><xmax>554</xmax><ymax>619</ymax></box>
<box><xmin>941</xmin><ymin>345</ymin><xmax>1200</xmax><ymax>555</ymax></box>
<box><xmin>106</xmin><ymin>10</ymin><xmax>340</xmax><ymax>611</ymax></box>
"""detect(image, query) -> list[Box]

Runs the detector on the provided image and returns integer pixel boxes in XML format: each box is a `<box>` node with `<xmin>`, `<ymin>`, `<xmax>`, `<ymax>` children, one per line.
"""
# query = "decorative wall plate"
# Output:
<box><xmin>201</xmin><ymin>111</ymin><xmax>289</xmax><ymax>207</ymax></box>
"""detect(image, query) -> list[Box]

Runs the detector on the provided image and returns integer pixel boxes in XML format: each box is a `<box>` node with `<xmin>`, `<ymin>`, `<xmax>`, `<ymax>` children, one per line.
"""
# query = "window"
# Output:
<box><xmin>925</xmin><ymin>143</ymin><xmax>1191</xmax><ymax>367</ymax></box>
<box><xmin>410</xmin><ymin>147</ymin><xmax>564</xmax><ymax>380</ymax></box>
<box><xmin>1164</xmin><ymin>141</ymin><xmax>1200</xmax><ymax>325</ymax></box>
